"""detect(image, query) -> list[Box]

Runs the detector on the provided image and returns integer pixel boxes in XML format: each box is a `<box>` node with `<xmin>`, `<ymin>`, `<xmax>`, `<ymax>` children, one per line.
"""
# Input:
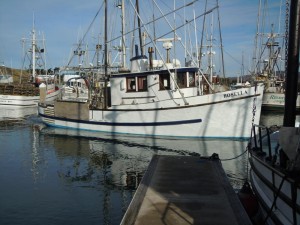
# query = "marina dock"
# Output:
<box><xmin>121</xmin><ymin>155</ymin><xmax>252</xmax><ymax>225</ymax></box>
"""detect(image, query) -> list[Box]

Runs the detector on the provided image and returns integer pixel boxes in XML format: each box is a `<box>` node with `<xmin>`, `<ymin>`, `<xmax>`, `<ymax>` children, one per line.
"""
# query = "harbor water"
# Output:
<box><xmin>0</xmin><ymin>108</ymin><xmax>287</xmax><ymax>225</ymax></box>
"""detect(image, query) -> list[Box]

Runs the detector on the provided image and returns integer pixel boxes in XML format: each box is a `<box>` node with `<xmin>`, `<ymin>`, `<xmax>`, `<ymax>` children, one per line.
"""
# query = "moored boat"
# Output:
<box><xmin>248</xmin><ymin>0</ymin><xmax>300</xmax><ymax>224</ymax></box>
<box><xmin>38</xmin><ymin>0</ymin><xmax>264</xmax><ymax>139</ymax></box>
<box><xmin>251</xmin><ymin>0</ymin><xmax>300</xmax><ymax>111</ymax></box>
<box><xmin>249</xmin><ymin>125</ymin><xmax>300</xmax><ymax>225</ymax></box>
<box><xmin>0</xmin><ymin>23</ymin><xmax>60</xmax><ymax>107</ymax></box>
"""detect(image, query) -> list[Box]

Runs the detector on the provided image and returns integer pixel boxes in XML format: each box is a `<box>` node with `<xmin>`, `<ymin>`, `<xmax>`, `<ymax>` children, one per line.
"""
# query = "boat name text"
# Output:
<box><xmin>224</xmin><ymin>90</ymin><xmax>248</xmax><ymax>98</ymax></box>
<box><xmin>269</xmin><ymin>95</ymin><xmax>284</xmax><ymax>100</ymax></box>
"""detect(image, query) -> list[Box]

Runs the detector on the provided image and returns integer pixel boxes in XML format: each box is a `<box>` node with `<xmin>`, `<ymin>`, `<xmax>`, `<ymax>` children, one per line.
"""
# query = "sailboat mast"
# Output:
<box><xmin>283</xmin><ymin>0</ymin><xmax>300</xmax><ymax>126</ymax></box>
<box><xmin>104</xmin><ymin>0</ymin><xmax>108</xmax><ymax>109</ymax></box>
<box><xmin>199</xmin><ymin>0</ymin><xmax>208</xmax><ymax>69</ymax></box>
<box><xmin>216</xmin><ymin>0</ymin><xmax>225</xmax><ymax>78</ymax></box>
<box><xmin>32</xmin><ymin>26</ymin><xmax>36</xmax><ymax>79</ymax></box>
<box><xmin>120</xmin><ymin>0</ymin><xmax>127</xmax><ymax>69</ymax></box>
<box><xmin>136</xmin><ymin>0</ymin><xmax>143</xmax><ymax>56</ymax></box>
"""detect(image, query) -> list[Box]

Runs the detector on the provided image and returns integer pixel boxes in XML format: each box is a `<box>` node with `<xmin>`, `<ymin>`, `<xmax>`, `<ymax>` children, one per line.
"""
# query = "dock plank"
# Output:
<box><xmin>121</xmin><ymin>155</ymin><xmax>251</xmax><ymax>225</ymax></box>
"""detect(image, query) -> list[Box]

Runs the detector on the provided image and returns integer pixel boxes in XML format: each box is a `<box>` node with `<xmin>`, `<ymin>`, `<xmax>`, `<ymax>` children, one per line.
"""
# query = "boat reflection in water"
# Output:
<box><xmin>39</xmin><ymin>125</ymin><xmax>249</xmax><ymax>190</ymax></box>
<box><xmin>0</xmin><ymin>105</ymin><xmax>37</xmax><ymax>121</ymax></box>
<box><xmin>0</xmin><ymin>115</ymin><xmax>271</xmax><ymax>225</ymax></box>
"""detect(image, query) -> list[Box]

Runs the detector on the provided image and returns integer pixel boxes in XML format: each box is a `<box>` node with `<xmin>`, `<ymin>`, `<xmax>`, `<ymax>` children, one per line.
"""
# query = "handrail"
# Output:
<box><xmin>252</xmin><ymin>124</ymin><xmax>273</xmax><ymax>159</ymax></box>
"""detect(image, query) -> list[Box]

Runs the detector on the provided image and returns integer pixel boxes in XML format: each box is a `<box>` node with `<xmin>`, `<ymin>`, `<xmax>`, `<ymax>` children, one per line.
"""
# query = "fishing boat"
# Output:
<box><xmin>252</xmin><ymin>0</ymin><xmax>300</xmax><ymax>111</ymax></box>
<box><xmin>248</xmin><ymin>0</ymin><xmax>300</xmax><ymax>224</ymax></box>
<box><xmin>0</xmin><ymin>24</ymin><xmax>60</xmax><ymax>107</ymax></box>
<box><xmin>38</xmin><ymin>0</ymin><xmax>264</xmax><ymax>139</ymax></box>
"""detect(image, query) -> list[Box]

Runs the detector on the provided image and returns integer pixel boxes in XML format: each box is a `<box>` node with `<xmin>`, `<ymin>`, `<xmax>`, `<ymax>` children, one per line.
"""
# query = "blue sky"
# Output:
<box><xmin>0</xmin><ymin>0</ymin><xmax>283</xmax><ymax>76</ymax></box>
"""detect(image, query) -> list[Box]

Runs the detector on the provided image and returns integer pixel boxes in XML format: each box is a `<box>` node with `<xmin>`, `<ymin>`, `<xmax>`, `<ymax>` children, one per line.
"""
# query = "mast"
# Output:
<box><xmin>216</xmin><ymin>0</ymin><xmax>225</xmax><ymax>79</ymax></box>
<box><xmin>104</xmin><ymin>0</ymin><xmax>108</xmax><ymax>109</ymax></box>
<box><xmin>32</xmin><ymin>23</ymin><xmax>36</xmax><ymax>79</ymax></box>
<box><xmin>199</xmin><ymin>0</ymin><xmax>208</xmax><ymax>69</ymax></box>
<box><xmin>136</xmin><ymin>0</ymin><xmax>143</xmax><ymax>56</ymax></box>
<box><xmin>121</xmin><ymin>0</ymin><xmax>126</xmax><ymax>69</ymax></box>
<box><xmin>283</xmin><ymin>0</ymin><xmax>300</xmax><ymax>126</ymax></box>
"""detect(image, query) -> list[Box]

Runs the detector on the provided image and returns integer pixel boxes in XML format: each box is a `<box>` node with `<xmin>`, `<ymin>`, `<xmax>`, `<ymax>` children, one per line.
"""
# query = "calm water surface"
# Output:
<box><xmin>0</xmin><ymin>109</ymin><xmax>283</xmax><ymax>225</ymax></box>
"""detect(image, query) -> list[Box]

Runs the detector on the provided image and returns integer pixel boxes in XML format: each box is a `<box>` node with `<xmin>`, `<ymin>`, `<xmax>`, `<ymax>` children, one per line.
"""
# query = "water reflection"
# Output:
<box><xmin>0</xmin><ymin>114</ymin><xmax>263</xmax><ymax>225</ymax></box>
<box><xmin>0</xmin><ymin>106</ymin><xmax>37</xmax><ymax>121</ymax></box>
<box><xmin>38</xmin><ymin>125</ymin><xmax>249</xmax><ymax>190</ymax></box>
<box><xmin>260</xmin><ymin>110</ymin><xmax>300</xmax><ymax>127</ymax></box>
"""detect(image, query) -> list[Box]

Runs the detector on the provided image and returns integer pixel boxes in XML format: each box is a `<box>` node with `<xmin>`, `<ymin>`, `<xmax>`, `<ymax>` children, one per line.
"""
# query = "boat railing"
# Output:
<box><xmin>251</xmin><ymin>124</ymin><xmax>282</xmax><ymax>166</ymax></box>
<box><xmin>251</xmin><ymin>124</ymin><xmax>273</xmax><ymax>160</ymax></box>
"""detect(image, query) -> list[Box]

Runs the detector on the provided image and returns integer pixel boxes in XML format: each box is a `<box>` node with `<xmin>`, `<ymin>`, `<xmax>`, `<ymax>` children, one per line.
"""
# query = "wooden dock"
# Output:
<box><xmin>121</xmin><ymin>155</ymin><xmax>252</xmax><ymax>225</ymax></box>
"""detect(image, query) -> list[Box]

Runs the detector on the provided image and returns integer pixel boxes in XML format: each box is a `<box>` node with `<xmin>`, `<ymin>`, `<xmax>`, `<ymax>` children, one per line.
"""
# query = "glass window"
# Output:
<box><xmin>189</xmin><ymin>72</ymin><xmax>196</xmax><ymax>87</ymax></box>
<box><xmin>177</xmin><ymin>72</ymin><xmax>186</xmax><ymax>88</ymax></box>
<box><xmin>138</xmin><ymin>76</ymin><xmax>147</xmax><ymax>92</ymax></box>
<box><xmin>159</xmin><ymin>74</ymin><xmax>170</xmax><ymax>90</ymax></box>
<box><xmin>127</xmin><ymin>77</ymin><xmax>136</xmax><ymax>92</ymax></box>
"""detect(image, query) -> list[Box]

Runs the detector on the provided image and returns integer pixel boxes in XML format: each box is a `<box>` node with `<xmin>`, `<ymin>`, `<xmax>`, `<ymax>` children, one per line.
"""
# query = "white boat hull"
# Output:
<box><xmin>262</xmin><ymin>92</ymin><xmax>300</xmax><ymax>110</ymax></box>
<box><xmin>38</xmin><ymin>85</ymin><xmax>264</xmax><ymax>138</ymax></box>
<box><xmin>0</xmin><ymin>89</ymin><xmax>60</xmax><ymax>107</ymax></box>
<box><xmin>250</xmin><ymin>154</ymin><xmax>300</xmax><ymax>225</ymax></box>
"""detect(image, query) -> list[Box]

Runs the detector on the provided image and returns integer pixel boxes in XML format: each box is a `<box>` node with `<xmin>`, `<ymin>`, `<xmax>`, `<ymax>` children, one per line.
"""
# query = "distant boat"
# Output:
<box><xmin>56</xmin><ymin>40</ymin><xmax>94</xmax><ymax>101</ymax></box>
<box><xmin>248</xmin><ymin>0</ymin><xmax>300</xmax><ymax>224</ymax></box>
<box><xmin>0</xmin><ymin>24</ymin><xmax>60</xmax><ymax>107</ymax></box>
<box><xmin>0</xmin><ymin>64</ymin><xmax>13</xmax><ymax>84</ymax></box>
<box><xmin>38</xmin><ymin>0</ymin><xmax>264</xmax><ymax>139</ymax></box>
<box><xmin>251</xmin><ymin>0</ymin><xmax>300</xmax><ymax>111</ymax></box>
<box><xmin>58</xmin><ymin>68</ymin><xmax>89</xmax><ymax>101</ymax></box>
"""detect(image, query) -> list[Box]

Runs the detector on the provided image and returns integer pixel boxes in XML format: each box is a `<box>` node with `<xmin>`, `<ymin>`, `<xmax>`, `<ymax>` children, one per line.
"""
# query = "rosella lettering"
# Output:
<box><xmin>224</xmin><ymin>90</ymin><xmax>247</xmax><ymax>98</ymax></box>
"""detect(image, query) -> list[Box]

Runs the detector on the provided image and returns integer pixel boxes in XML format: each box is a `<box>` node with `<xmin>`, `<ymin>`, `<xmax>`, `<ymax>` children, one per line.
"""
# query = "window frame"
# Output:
<box><xmin>159</xmin><ymin>73</ymin><xmax>171</xmax><ymax>90</ymax></box>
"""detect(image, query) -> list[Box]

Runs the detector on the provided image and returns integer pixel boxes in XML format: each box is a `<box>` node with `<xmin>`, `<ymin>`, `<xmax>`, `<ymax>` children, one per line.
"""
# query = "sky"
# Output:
<box><xmin>0</xmin><ymin>0</ymin><xmax>284</xmax><ymax>77</ymax></box>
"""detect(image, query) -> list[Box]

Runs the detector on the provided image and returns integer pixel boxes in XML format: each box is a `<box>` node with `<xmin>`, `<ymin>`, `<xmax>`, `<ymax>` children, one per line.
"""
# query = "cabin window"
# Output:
<box><xmin>189</xmin><ymin>72</ymin><xmax>196</xmax><ymax>87</ymax></box>
<box><xmin>137</xmin><ymin>76</ymin><xmax>147</xmax><ymax>92</ymax></box>
<box><xmin>126</xmin><ymin>76</ymin><xmax>148</xmax><ymax>92</ymax></box>
<box><xmin>159</xmin><ymin>73</ymin><xmax>170</xmax><ymax>90</ymax></box>
<box><xmin>127</xmin><ymin>77</ymin><xmax>136</xmax><ymax>92</ymax></box>
<box><xmin>177</xmin><ymin>72</ymin><xmax>187</xmax><ymax>88</ymax></box>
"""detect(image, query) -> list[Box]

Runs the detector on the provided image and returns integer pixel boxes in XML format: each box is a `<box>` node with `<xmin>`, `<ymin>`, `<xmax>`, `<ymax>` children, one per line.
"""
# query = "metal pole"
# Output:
<box><xmin>104</xmin><ymin>0</ymin><xmax>108</xmax><ymax>109</ymax></box>
<box><xmin>283</xmin><ymin>0</ymin><xmax>300</xmax><ymax>126</ymax></box>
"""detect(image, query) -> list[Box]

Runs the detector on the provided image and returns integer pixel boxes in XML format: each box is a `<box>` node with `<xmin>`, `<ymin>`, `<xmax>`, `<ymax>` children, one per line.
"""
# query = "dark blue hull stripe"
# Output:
<box><xmin>39</xmin><ymin>113</ymin><xmax>202</xmax><ymax>126</ymax></box>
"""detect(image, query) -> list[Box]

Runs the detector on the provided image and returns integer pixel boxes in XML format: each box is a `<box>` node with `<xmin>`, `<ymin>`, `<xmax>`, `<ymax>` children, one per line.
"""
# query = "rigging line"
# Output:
<box><xmin>67</xmin><ymin>1</ymin><xmax>104</xmax><ymax>67</ymax></box>
<box><xmin>143</xmin><ymin>6</ymin><xmax>218</xmax><ymax>47</ymax></box>
<box><xmin>128</xmin><ymin>0</ymin><xmax>189</xmax><ymax>105</ymax></box>
<box><xmin>141</xmin><ymin>5</ymin><xmax>218</xmax><ymax>67</ymax></box>
<box><xmin>223</xmin><ymin>49</ymin><xmax>242</xmax><ymax>66</ymax></box>
<box><xmin>220</xmin><ymin>147</ymin><xmax>249</xmax><ymax>161</ymax></box>
<box><xmin>107</xmin><ymin>0</ymin><xmax>199</xmax><ymax>44</ymax></box>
